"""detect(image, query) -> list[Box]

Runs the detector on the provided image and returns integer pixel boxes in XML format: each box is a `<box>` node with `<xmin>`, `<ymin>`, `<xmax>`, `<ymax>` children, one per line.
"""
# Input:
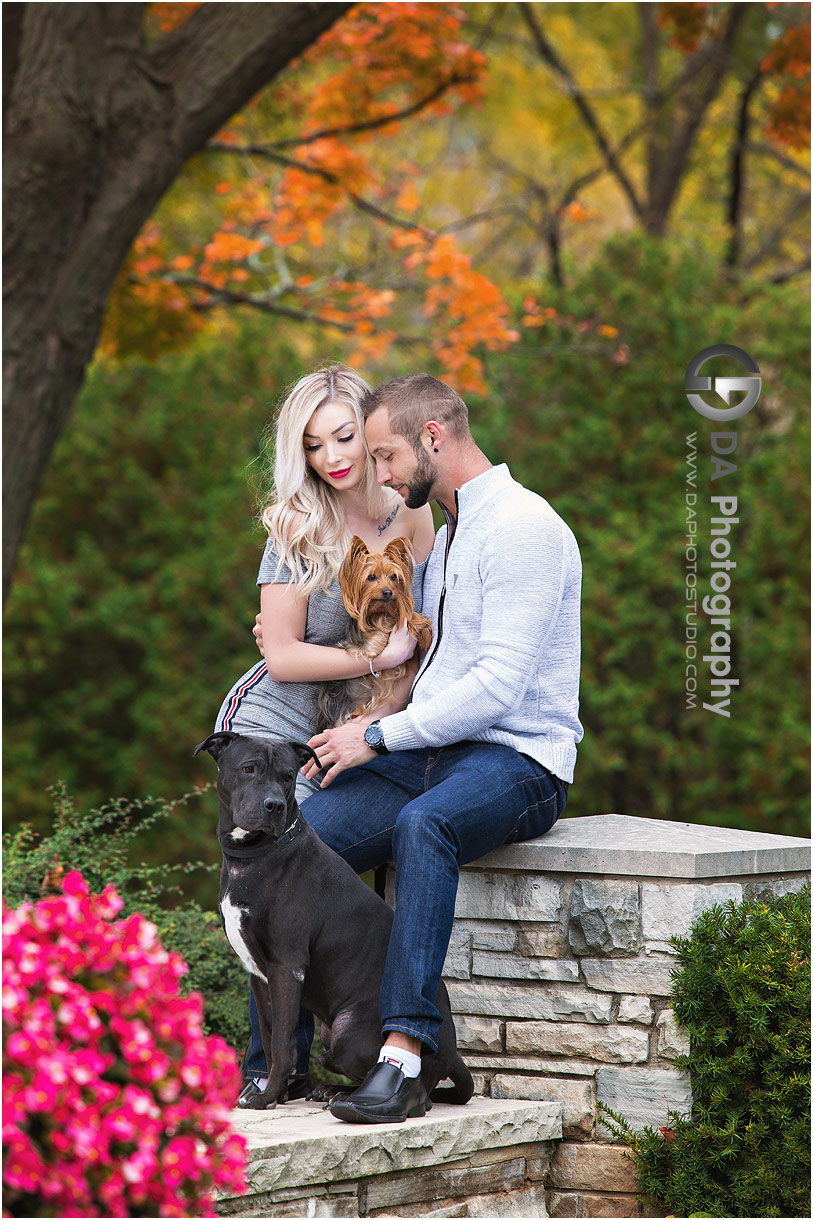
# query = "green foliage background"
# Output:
<box><xmin>4</xmin><ymin>236</ymin><xmax>809</xmax><ymax>908</ymax></box>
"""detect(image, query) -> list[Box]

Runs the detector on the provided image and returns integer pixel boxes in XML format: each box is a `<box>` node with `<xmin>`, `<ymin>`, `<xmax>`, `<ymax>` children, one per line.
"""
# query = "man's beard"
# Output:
<box><xmin>404</xmin><ymin>447</ymin><xmax>437</xmax><ymax>509</ymax></box>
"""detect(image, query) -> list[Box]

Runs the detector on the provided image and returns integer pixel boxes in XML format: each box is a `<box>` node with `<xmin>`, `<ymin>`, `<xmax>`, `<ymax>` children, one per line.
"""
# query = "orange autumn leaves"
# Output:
<box><xmin>113</xmin><ymin>3</ymin><xmax>808</xmax><ymax>391</ymax></box>
<box><xmin>112</xmin><ymin>2</ymin><xmax>540</xmax><ymax>393</ymax></box>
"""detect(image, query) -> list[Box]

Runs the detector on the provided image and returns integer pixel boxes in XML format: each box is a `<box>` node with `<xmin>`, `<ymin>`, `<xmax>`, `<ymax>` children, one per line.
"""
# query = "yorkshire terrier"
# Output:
<box><xmin>315</xmin><ymin>535</ymin><xmax>433</xmax><ymax>733</ymax></box>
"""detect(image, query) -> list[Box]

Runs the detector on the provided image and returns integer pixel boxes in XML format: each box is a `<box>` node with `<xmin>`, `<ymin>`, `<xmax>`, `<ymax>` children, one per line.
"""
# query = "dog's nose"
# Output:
<box><xmin>263</xmin><ymin>797</ymin><xmax>285</xmax><ymax>815</ymax></box>
<box><xmin>380</xmin><ymin>589</ymin><xmax>392</xmax><ymax>600</ymax></box>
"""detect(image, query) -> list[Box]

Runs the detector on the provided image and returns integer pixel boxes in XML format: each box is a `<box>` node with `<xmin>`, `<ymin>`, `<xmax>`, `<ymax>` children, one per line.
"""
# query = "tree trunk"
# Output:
<box><xmin>2</xmin><ymin>1</ymin><xmax>350</xmax><ymax>603</ymax></box>
<box><xmin>640</xmin><ymin>3</ymin><xmax>747</xmax><ymax>236</ymax></box>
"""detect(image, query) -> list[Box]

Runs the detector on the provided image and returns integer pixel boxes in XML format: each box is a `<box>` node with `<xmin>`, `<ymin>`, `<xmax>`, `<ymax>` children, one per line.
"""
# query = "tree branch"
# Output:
<box><xmin>746</xmin><ymin>140</ymin><xmax>810</xmax><ymax>179</ymax></box>
<box><xmin>207</xmin><ymin>143</ymin><xmax>428</xmax><ymax>235</ymax></box>
<box><xmin>265</xmin><ymin>73</ymin><xmax>479</xmax><ymax>150</ymax></box>
<box><xmin>147</xmin><ymin>2</ymin><xmax>353</xmax><ymax>161</ymax></box>
<box><xmin>176</xmin><ymin>276</ymin><xmax>357</xmax><ymax>331</ymax></box>
<box><xmin>646</xmin><ymin>3</ymin><xmax>748</xmax><ymax>233</ymax></box>
<box><xmin>769</xmin><ymin>258</ymin><xmax>811</xmax><ymax>285</ymax></box>
<box><xmin>744</xmin><ymin>191</ymin><xmax>811</xmax><ymax>271</ymax></box>
<box><xmin>173</xmin><ymin>274</ymin><xmax>423</xmax><ymax>346</ymax></box>
<box><xmin>725</xmin><ymin>67</ymin><xmax>764</xmax><ymax>269</ymax></box>
<box><xmin>519</xmin><ymin>1</ymin><xmax>644</xmax><ymax>223</ymax></box>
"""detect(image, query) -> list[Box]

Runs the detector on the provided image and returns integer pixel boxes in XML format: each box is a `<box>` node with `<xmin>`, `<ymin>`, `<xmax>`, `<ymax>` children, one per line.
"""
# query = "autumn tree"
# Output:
<box><xmin>2</xmin><ymin>1</ymin><xmax>350</xmax><ymax>603</ymax></box>
<box><xmin>4</xmin><ymin>2</ymin><xmax>808</xmax><ymax>605</ymax></box>
<box><xmin>114</xmin><ymin>1</ymin><xmax>808</xmax><ymax>385</ymax></box>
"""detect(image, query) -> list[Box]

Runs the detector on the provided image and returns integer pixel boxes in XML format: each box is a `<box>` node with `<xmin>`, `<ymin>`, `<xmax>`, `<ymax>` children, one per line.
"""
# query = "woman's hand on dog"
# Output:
<box><xmin>303</xmin><ymin>720</ymin><xmax>376</xmax><ymax>788</ymax></box>
<box><xmin>374</xmin><ymin>623</ymin><xmax>417</xmax><ymax>670</ymax></box>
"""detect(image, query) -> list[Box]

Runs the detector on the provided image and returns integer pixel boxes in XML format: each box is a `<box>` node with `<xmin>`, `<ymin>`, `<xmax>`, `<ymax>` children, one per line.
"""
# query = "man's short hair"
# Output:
<box><xmin>361</xmin><ymin>374</ymin><xmax>470</xmax><ymax>447</ymax></box>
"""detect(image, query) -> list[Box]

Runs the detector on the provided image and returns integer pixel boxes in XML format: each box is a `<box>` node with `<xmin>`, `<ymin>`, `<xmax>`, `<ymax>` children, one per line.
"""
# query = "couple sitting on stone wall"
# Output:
<box><xmin>213</xmin><ymin>365</ymin><xmax>583</xmax><ymax>1122</ymax></box>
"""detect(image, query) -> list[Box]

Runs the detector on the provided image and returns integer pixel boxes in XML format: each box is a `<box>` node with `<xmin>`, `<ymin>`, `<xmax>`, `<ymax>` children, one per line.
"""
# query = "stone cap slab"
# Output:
<box><xmin>225</xmin><ymin>1097</ymin><xmax>562</xmax><ymax>1197</ymax></box>
<box><xmin>469</xmin><ymin>814</ymin><xmax>810</xmax><ymax>879</ymax></box>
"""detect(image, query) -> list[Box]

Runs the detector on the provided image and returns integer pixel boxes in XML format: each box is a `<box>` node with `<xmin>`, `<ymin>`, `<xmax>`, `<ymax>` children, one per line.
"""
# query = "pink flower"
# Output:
<box><xmin>2</xmin><ymin>873</ymin><xmax>247</xmax><ymax>1216</ymax></box>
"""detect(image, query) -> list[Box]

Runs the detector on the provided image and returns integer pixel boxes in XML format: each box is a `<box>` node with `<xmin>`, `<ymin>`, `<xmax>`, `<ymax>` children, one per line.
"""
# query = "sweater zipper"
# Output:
<box><xmin>410</xmin><ymin>491</ymin><xmax>459</xmax><ymax>701</ymax></box>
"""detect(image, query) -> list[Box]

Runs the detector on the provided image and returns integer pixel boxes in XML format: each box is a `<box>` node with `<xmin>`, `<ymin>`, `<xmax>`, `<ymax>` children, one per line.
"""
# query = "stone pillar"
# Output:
<box><xmin>389</xmin><ymin>814</ymin><xmax>810</xmax><ymax>1219</ymax></box>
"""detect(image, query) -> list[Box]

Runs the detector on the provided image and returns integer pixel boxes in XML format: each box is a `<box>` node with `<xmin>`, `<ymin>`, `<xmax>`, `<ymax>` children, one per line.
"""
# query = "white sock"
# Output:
<box><xmin>252</xmin><ymin>1076</ymin><xmax>268</xmax><ymax>1089</ymax></box>
<box><xmin>378</xmin><ymin>1046</ymin><xmax>422</xmax><ymax>1079</ymax></box>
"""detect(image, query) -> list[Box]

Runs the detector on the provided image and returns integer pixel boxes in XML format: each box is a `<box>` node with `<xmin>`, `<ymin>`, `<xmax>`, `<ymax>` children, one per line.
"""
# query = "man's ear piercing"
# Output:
<box><xmin>433</xmin><ymin>447</ymin><xmax>438</xmax><ymax>452</ymax></box>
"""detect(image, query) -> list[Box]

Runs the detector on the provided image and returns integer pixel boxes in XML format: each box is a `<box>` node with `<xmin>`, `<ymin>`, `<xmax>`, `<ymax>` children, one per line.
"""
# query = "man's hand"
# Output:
<box><xmin>304</xmin><ymin>720</ymin><xmax>376</xmax><ymax>788</ymax></box>
<box><xmin>252</xmin><ymin>613</ymin><xmax>264</xmax><ymax>654</ymax></box>
<box><xmin>374</xmin><ymin>623</ymin><xmax>417</xmax><ymax>670</ymax></box>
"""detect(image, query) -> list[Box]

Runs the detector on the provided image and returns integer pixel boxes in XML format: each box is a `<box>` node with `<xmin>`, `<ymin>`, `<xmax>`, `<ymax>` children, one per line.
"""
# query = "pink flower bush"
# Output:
<box><xmin>2</xmin><ymin>872</ymin><xmax>247</xmax><ymax>1217</ymax></box>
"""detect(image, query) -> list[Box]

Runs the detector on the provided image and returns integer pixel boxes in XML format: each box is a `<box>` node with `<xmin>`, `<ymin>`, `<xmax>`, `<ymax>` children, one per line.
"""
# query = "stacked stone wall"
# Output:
<box><xmin>404</xmin><ymin>816</ymin><xmax>810</xmax><ymax>1218</ymax></box>
<box><xmin>223</xmin><ymin>816</ymin><xmax>809</xmax><ymax>1219</ymax></box>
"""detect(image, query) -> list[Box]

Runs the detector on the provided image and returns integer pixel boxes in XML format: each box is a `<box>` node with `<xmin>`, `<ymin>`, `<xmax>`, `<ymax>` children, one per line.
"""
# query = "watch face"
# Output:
<box><xmin>364</xmin><ymin>723</ymin><xmax>383</xmax><ymax>747</ymax></box>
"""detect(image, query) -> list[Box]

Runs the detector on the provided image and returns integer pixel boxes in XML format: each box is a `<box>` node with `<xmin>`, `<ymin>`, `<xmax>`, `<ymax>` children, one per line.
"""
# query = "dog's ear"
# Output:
<box><xmin>287</xmin><ymin>740</ymin><xmax>323</xmax><ymax>771</ymax></box>
<box><xmin>194</xmin><ymin>731</ymin><xmax>241</xmax><ymax>761</ymax></box>
<box><xmin>339</xmin><ymin>535</ymin><xmax>370</xmax><ymax>615</ymax></box>
<box><xmin>383</xmin><ymin>535</ymin><xmax>413</xmax><ymax>573</ymax></box>
<box><xmin>342</xmin><ymin>535</ymin><xmax>369</xmax><ymax>573</ymax></box>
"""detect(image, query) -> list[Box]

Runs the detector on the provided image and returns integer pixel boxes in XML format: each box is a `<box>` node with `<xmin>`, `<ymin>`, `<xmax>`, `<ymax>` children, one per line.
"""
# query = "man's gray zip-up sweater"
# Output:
<box><xmin>381</xmin><ymin>464</ymin><xmax>583</xmax><ymax>783</ymax></box>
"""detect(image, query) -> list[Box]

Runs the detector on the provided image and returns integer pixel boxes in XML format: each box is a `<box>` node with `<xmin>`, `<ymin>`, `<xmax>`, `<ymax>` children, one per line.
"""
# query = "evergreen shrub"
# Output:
<box><xmin>599</xmin><ymin>885</ymin><xmax>811</xmax><ymax>1218</ymax></box>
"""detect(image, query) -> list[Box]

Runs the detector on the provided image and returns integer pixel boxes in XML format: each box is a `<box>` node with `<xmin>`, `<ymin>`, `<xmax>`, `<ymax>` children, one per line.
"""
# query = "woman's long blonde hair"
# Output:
<box><xmin>261</xmin><ymin>365</ymin><xmax>390</xmax><ymax>595</ymax></box>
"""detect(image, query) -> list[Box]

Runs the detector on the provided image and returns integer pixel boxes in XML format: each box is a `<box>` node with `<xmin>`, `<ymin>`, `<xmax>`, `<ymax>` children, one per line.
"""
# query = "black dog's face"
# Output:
<box><xmin>194</xmin><ymin>733</ymin><xmax>319</xmax><ymax>839</ymax></box>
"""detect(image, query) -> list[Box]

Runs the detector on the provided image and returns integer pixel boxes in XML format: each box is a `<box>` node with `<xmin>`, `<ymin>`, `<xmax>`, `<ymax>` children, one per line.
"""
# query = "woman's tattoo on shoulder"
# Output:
<box><xmin>377</xmin><ymin>503</ymin><xmax>401</xmax><ymax>535</ymax></box>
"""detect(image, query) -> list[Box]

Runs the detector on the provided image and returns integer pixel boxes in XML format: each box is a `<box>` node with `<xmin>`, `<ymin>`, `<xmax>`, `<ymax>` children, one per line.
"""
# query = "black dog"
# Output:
<box><xmin>195</xmin><ymin>730</ymin><xmax>474</xmax><ymax>1113</ymax></box>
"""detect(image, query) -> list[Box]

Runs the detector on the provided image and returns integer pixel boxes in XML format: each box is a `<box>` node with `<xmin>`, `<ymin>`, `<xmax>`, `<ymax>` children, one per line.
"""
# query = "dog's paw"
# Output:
<box><xmin>311</xmin><ymin>1083</ymin><xmax>352</xmax><ymax>1104</ymax></box>
<box><xmin>245</xmin><ymin>1093</ymin><xmax>277</xmax><ymax>1111</ymax></box>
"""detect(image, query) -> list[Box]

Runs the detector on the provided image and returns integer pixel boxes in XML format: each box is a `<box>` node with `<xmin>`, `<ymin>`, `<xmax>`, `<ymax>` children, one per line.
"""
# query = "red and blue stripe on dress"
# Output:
<box><xmin>219</xmin><ymin>661</ymin><xmax>268</xmax><ymax>731</ymax></box>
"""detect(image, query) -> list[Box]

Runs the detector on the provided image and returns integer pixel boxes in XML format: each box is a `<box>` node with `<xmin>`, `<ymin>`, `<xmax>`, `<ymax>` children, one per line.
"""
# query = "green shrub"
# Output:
<box><xmin>2</xmin><ymin>784</ymin><xmax>250</xmax><ymax>1054</ymax></box>
<box><xmin>599</xmin><ymin>885</ymin><xmax>811</xmax><ymax>1217</ymax></box>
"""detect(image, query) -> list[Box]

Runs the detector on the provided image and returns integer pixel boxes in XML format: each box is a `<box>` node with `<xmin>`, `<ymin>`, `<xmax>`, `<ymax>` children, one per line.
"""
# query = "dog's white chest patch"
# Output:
<box><xmin>220</xmin><ymin>893</ymin><xmax>268</xmax><ymax>983</ymax></box>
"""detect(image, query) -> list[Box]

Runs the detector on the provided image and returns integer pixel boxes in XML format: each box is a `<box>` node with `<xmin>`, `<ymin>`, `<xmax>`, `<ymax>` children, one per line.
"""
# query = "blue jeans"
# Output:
<box><xmin>245</xmin><ymin>741</ymin><xmax>567</xmax><ymax>1065</ymax></box>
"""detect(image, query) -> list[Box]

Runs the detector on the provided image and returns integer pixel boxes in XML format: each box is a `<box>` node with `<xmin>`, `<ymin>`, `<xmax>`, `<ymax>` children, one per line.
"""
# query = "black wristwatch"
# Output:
<box><xmin>363</xmin><ymin>721</ymin><xmax>389</xmax><ymax>756</ymax></box>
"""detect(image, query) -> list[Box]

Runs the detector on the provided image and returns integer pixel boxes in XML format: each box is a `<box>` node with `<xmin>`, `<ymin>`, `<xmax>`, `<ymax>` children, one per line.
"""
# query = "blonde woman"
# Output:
<box><xmin>213</xmin><ymin>365</ymin><xmax>435</xmax><ymax>1105</ymax></box>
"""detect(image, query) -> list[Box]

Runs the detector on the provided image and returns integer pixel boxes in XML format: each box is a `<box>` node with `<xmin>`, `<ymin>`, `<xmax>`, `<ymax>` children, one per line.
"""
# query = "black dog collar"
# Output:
<box><xmin>219</xmin><ymin>812</ymin><xmax>304</xmax><ymax>860</ymax></box>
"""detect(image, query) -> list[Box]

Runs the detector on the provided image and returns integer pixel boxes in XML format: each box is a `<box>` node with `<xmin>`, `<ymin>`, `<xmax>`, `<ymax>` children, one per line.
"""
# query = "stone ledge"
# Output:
<box><xmin>224</xmin><ymin>1097</ymin><xmax>562</xmax><ymax>1200</ymax></box>
<box><xmin>468</xmin><ymin>814</ymin><xmax>810</xmax><ymax>879</ymax></box>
